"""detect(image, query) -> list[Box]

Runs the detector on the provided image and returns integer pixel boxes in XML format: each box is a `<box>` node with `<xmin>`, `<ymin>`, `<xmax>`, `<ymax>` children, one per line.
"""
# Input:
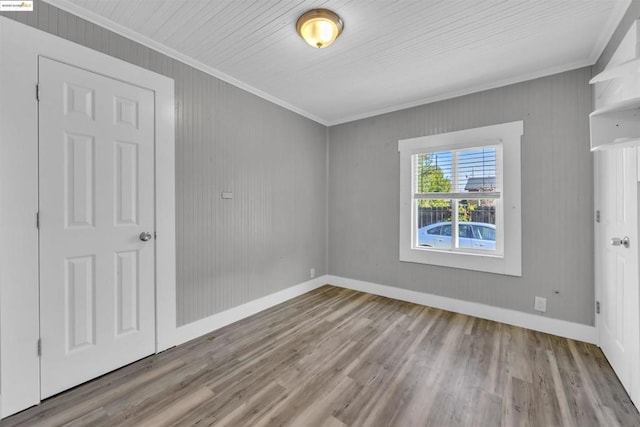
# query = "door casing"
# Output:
<box><xmin>0</xmin><ymin>17</ymin><xmax>176</xmax><ymax>418</ymax></box>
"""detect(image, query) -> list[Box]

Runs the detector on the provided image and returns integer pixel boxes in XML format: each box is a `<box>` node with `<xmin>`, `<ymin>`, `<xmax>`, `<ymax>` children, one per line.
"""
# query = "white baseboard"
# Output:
<box><xmin>175</xmin><ymin>276</ymin><xmax>328</xmax><ymax>345</ymax></box>
<box><xmin>325</xmin><ymin>275</ymin><xmax>598</xmax><ymax>344</ymax></box>
<box><xmin>175</xmin><ymin>274</ymin><xmax>598</xmax><ymax>348</ymax></box>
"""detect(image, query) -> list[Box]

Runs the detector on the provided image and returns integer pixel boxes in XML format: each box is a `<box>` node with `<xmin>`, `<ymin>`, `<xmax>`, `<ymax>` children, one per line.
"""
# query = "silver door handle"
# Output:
<box><xmin>139</xmin><ymin>232</ymin><xmax>153</xmax><ymax>242</ymax></box>
<box><xmin>611</xmin><ymin>236</ymin><xmax>630</xmax><ymax>248</ymax></box>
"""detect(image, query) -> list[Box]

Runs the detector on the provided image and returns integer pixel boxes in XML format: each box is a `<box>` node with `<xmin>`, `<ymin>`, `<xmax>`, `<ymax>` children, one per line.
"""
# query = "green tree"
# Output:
<box><xmin>458</xmin><ymin>201</ymin><xmax>476</xmax><ymax>222</ymax></box>
<box><xmin>416</xmin><ymin>154</ymin><xmax>451</xmax><ymax>208</ymax></box>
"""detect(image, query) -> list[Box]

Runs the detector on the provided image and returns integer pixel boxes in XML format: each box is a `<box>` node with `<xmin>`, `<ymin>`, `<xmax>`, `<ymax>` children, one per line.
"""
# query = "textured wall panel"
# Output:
<box><xmin>3</xmin><ymin>1</ymin><xmax>327</xmax><ymax>326</ymax></box>
<box><xmin>328</xmin><ymin>68</ymin><xmax>594</xmax><ymax>326</ymax></box>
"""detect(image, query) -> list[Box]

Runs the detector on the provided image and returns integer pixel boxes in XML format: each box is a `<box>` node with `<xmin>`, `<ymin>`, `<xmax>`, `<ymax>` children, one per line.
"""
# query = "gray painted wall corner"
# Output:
<box><xmin>4</xmin><ymin>0</ymin><xmax>635</xmax><ymax>328</ymax></box>
<box><xmin>328</xmin><ymin>68</ymin><xmax>594</xmax><ymax>326</ymax></box>
<box><xmin>2</xmin><ymin>1</ymin><xmax>328</xmax><ymax>327</ymax></box>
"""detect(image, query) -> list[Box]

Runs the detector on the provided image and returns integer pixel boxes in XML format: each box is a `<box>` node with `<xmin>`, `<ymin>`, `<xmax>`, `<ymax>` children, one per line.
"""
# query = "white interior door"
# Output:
<box><xmin>39</xmin><ymin>57</ymin><xmax>156</xmax><ymax>398</ymax></box>
<box><xmin>596</xmin><ymin>146</ymin><xmax>640</xmax><ymax>406</ymax></box>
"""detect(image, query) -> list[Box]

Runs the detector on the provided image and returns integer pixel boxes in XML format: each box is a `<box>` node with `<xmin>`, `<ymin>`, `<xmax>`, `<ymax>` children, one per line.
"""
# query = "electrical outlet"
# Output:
<box><xmin>310</xmin><ymin>268</ymin><xmax>315</xmax><ymax>279</ymax></box>
<box><xmin>534</xmin><ymin>296</ymin><xmax>547</xmax><ymax>312</ymax></box>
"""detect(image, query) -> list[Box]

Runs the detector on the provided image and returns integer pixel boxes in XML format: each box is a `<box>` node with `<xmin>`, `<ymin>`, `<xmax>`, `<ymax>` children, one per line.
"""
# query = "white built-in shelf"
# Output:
<box><xmin>591</xmin><ymin>97</ymin><xmax>640</xmax><ymax>116</ymax></box>
<box><xmin>590</xmin><ymin>98</ymin><xmax>640</xmax><ymax>152</ymax></box>
<box><xmin>590</xmin><ymin>101</ymin><xmax>640</xmax><ymax>152</ymax></box>
<box><xmin>590</xmin><ymin>20</ymin><xmax>640</xmax><ymax>151</ymax></box>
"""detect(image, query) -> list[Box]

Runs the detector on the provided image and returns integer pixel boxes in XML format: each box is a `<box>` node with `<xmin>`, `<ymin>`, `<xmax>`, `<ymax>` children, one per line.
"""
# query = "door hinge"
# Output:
<box><xmin>596</xmin><ymin>210</ymin><xmax>600</xmax><ymax>223</ymax></box>
<box><xmin>37</xmin><ymin>338</ymin><xmax>41</xmax><ymax>357</ymax></box>
<box><xmin>596</xmin><ymin>301</ymin><xmax>600</xmax><ymax>314</ymax></box>
<box><xmin>36</xmin><ymin>83</ymin><xmax>40</xmax><ymax>101</ymax></box>
<box><xmin>154</xmin><ymin>231</ymin><xmax>157</xmax><ymax>240</ymax></box>
<box><xmin>36</xmin><ymin>211</ymin><xmax>40</xmax><ymax>229</ymax></box>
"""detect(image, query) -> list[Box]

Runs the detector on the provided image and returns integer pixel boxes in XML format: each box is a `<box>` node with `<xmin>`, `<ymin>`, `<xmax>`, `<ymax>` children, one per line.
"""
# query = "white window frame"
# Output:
<box><xmin>398</xmin><ymin>121</ymin><xmax>523</xmax><ymax>276</ymax></box>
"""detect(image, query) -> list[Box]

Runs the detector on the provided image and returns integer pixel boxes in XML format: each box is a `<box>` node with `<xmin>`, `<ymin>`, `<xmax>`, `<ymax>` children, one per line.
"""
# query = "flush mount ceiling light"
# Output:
<box><xmin>296</xmin><ymin>9</ymin><xmax>344</xmax><ymax>49</ymax></box>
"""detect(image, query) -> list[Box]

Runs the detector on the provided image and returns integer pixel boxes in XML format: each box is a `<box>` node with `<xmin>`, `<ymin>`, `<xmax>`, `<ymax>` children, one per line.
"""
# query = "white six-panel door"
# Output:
<box><xmin>39</xmin><ymin>57</ymin><xmax>156</xmax><ymax>398</ymax></box>
<box><xmin>596</xmin><ymin>146</ymin><xmax>640</xmax><ymax>406</ymax></box>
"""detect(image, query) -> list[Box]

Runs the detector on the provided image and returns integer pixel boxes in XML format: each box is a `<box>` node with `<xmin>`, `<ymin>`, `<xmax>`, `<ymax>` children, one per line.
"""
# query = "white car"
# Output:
<box><xmin>418</xmin><ymin>221</ymin><xmax>496</xmax><ymax>250</ymax></box>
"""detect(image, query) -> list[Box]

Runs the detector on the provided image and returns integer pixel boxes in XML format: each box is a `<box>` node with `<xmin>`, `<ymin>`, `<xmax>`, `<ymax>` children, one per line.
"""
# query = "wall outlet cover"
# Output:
<box><xmin>534</xmin><ymin>296</ymin><xmax>547</xmax><ymax>312</ymax></box>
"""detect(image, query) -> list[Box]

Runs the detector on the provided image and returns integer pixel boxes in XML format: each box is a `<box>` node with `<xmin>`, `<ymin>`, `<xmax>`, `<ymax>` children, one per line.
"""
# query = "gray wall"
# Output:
<box><xmin>594</xmin><ymin>0</ymin><xmax>640</xmax><ymax>74</ymax></box>
<box><xmin>5</xmin><ymin>0</ymin><xmax>635</xmax><ymax>329</ymax></box>
<box><xmin>2</xmin><ymin>1</ymin><xmax>327</xmax><ymax>326</ymax></box>
<box><xmin>328</xmin><ymin>68</ymin><xmax>594</xmax><ymax>325</ymax></box>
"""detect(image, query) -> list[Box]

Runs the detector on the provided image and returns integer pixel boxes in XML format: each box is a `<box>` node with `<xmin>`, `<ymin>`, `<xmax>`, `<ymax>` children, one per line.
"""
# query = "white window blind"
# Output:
<box><xmin>413</xmin><ymin>146</ymin><xmax>500</xmax><ymax>200</ymax></box>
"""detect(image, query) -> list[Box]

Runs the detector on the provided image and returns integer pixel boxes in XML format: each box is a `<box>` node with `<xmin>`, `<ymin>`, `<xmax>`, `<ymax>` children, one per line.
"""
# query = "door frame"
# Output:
<box><xmin>594</xmin><ymin>145</ymin><xmax>640</xmax><ymax>406</ymax></box>
<box><xmin>0</xmin><ymin>17</ymin><xmax>176</xmax><ymax>418</ymax></box>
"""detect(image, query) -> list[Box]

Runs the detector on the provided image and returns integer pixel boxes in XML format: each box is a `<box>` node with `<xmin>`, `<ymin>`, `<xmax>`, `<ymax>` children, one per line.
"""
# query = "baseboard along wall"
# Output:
<box><xmin>175</xmin><ymin>274</ymin><xmax>598</xmax><ymax>347</ymax></box>
<box><xmin>325</xmin><ymin>275</ymin><xmax>598</xmax><ymax>345</ymax></box>
<box><xmin>175</xmin><ymin>276</ymin><xmax>328</xmax><ymax>345</ymax></box>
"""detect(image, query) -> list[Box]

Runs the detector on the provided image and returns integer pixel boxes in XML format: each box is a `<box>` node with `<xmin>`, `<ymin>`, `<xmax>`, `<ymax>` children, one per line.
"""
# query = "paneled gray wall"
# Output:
<box><xmin>2</xmin><ymin>1</ymin><xmax>327</xmax><ymax>326</ymax></box>
<box><xmin>328</xmin><ymin>68</ymin><xmax>594</xmax><ymax>325</ymax></box>
<box><xmin>594</xmin><ymin>0</ymin><xmax>640</xmax><ymax>74</ymax></box>
<box><xmin>5</xmin><ymin>0</ymin><xmax>631</xmax><ymax>329</ymax></box>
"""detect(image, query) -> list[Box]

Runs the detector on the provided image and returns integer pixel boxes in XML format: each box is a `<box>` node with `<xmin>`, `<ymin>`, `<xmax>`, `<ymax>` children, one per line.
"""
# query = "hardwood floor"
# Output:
<box><xmin>4</xmin><ymin>285</ymin><xmax>639</xmax><ymax>426</ymax></box>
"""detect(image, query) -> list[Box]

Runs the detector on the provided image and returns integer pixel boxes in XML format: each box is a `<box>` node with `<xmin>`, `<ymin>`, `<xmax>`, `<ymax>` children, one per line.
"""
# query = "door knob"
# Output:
<box><xmin>611</xmin><ymin>236</ymin><xmax>630</xmax><ymax>248</ymax></box>
<box><xmin>139</xmin><ymin>232</ymin><xmax>153</xmax><ymax>242</ymax></box>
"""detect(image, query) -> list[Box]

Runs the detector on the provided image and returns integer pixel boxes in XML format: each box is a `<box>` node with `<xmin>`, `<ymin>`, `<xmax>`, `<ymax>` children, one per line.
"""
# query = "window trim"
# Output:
<box><xmin>398</xmin><ymin>121</ymin><xmax>523</xmax><ymax>276</ymax></box>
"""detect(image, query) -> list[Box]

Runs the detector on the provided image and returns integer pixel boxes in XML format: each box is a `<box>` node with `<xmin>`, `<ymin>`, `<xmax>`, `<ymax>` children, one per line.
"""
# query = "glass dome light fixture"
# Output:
<box><xmin>296</xmin><ymin>9</ymin><xmax>344</xmax><ymax>49</ymax></box>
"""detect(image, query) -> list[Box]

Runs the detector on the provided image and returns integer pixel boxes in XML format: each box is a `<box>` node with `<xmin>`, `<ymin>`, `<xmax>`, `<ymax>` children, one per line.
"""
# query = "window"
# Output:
<box><xmin>414</xmin><ymin>145</ymin><xmax>499</xmax><ymax>253</ymax></box>
<box><xmin>398</xmin><ymin>121</ymin><xmax>523</xmax><ymax>276</ymax></box>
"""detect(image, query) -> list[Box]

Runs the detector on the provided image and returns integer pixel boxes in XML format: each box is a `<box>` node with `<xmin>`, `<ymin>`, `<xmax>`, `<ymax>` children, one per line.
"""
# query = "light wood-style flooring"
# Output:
<box><xmin>4</xmin><ymin>285</ymin><xmax>640</xmax><ymax>426</ymax></box>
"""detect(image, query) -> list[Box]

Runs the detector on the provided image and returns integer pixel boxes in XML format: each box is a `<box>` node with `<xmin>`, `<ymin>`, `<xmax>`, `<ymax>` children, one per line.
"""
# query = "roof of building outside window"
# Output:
<box><xmin>464</xmin><ymin>176</ymin><xmax>496</xmax><ymax>192</ymax></box>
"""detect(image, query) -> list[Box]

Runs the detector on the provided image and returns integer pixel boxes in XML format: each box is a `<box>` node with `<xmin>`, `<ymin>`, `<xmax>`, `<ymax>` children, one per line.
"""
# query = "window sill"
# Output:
<box><xmin>415</xmin><ymin>246</ymin><xmax>504</xmax><ymax>258</ymax></box>
<box><xmin>400</xmin><ymin>247</ymin><xmax>521</xmax><ymax>276</ymax></box>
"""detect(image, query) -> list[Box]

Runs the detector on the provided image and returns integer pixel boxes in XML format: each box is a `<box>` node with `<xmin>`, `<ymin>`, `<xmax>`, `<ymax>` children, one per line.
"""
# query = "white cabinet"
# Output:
<box><xmin>590</xmin><ymin>20</ymin><xmax>640</xmax><ymax>151</ymax></box>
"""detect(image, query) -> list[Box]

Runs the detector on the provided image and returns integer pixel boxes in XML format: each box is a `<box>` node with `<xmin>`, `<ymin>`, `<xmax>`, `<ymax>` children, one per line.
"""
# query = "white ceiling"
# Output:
<box><xmin>46</xmin><ymin>0</ymin><xmax>631</xmax><ymax>125</ymax></box>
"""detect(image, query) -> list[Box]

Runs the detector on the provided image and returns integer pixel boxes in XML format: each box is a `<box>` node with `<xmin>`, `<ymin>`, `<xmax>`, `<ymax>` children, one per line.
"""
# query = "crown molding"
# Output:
<box><xmin>327</xmin><ymin>58</ymin><xmax>594</xmax><ymax>126</ymax></box>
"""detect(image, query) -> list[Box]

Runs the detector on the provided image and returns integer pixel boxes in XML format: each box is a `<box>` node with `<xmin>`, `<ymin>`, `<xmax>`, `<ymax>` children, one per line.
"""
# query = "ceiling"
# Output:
<box><xmin>46</xmin><ymin>0</ymin><xmax>631</xmax><ymax>125</ymax></box>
